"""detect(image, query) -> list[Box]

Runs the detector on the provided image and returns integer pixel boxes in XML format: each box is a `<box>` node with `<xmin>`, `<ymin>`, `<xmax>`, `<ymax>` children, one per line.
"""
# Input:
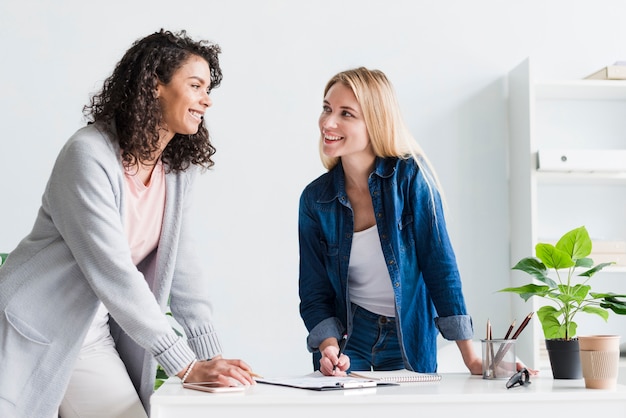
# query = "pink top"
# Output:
<box><xmin>83</xmin><ymin>159</ymin><xmax>166</xmax><ymax>348</ymax></box>
<box><xmin>124</xmin><ymin>159</ymin><xmax>166</xmax><ymax>265</ymax></box>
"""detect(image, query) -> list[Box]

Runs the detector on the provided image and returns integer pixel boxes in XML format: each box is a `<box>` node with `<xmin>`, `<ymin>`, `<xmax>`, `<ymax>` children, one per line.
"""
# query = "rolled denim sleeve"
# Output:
<box><xmin>306</xmin><ymin>317</ymin><xmax>344</xmax><ymax>353</ymax></box>
<box><xmin>434</xmin><ymin>314</ymin><xmax>474</xmax><ymax>341</ymax></box>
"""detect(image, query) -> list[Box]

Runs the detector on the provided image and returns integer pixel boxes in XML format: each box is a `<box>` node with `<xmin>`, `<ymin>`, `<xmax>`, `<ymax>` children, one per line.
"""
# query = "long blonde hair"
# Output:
<box><xmin>319</xmin><ymin>67</ymin><xmax>446</xmax><ymax>210</ymax></box>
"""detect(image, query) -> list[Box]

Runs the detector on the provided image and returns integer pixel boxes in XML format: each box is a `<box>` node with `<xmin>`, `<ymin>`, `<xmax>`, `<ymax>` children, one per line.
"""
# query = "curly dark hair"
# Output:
<box><xmin>83</xmin><ymin>29</ymin><xmax>222</xmax><ymax>172</ymax></box>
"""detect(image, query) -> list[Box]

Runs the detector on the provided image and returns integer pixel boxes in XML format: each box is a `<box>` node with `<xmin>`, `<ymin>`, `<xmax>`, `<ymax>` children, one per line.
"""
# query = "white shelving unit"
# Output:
<box><xmin>507</xmin><ymin>58</ymin><xmax>626</xmax><ymax>369</ymax></box>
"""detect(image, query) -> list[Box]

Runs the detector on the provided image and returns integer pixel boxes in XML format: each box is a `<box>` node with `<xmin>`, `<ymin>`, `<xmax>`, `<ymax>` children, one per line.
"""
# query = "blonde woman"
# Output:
<box><xmin>297</xmin><ymin>67</ymin><xmax>482</xmax><ymax>376</ymax></box>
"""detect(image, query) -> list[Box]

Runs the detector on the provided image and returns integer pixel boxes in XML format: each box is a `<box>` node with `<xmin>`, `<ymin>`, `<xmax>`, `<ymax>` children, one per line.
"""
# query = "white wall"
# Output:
<box><xmin>1</xmin><ymin>0</ymin><xmax>625</xmax><ymax>375</ymax></box>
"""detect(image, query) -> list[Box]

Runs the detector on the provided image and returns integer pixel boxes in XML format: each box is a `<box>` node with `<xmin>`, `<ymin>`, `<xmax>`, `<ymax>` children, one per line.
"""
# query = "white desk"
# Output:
<box><xmin>151</xmin><ymin>373</ymin><xmax>626</xmax><ymax>417</ymax></box>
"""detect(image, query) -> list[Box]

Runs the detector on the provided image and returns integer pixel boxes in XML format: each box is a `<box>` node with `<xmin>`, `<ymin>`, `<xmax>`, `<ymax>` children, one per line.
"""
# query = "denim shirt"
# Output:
<box><xmin>298</xmin><ymin>156</ymin><xmax>473</xmax><ymax>373</ymax></box>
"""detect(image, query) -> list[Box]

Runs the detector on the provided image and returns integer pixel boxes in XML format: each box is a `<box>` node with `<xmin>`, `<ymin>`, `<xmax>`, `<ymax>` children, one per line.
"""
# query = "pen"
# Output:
<box><xmin>504</xmin><ymin>319</ymin><xmax>516</xmax><ymax>340</ymax></box>
<box><xmin>333</xmin><ymin>333</ymin><xmax>348</xmax><ymax>371</ymax></box>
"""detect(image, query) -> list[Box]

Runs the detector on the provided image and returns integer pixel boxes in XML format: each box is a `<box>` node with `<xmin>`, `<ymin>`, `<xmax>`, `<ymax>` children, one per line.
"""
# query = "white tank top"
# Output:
<box><xmin>347</xmin><ymin>224</ymin><xmax>395</xmax><ymax>317</ymax></box>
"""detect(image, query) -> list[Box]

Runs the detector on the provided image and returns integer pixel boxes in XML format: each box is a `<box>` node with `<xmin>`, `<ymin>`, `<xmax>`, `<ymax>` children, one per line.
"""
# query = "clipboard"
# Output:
<box><xmin>256</xmin><ymin>374</ymin><xmax>388</xmax><ymax>391</ymax></box>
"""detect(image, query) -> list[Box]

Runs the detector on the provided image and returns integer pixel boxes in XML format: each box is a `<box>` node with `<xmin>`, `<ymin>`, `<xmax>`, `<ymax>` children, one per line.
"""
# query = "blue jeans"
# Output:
<box><xmin>346</xmin><ymin>304</ymin><xmax>405</xmax><ymax>371</ymax></box>
<box><xmin>313</xmin><ymin>304</ymin><xmax>406</xmax><ymax>372</ymax></box>
<box><xmin>311</xmin><ymin>305</ymin><xmax>405</xmax><ymax>372</ymax></box>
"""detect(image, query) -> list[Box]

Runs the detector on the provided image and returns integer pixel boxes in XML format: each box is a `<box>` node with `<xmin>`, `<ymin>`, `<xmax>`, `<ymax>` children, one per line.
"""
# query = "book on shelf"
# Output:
<box><xmin>585</xmin><ymin>62</ymin><xmax>626</xmax><ymax>80</ymax></box>
<box><xmin>592</xmin><ymin>240</ymin><xmax>626</xmax><ymax>254</ymax></box>
<box><xmin>590</xmin><ymin>253</ymin><xmax>626</xmax><ymax>267</ymax></box>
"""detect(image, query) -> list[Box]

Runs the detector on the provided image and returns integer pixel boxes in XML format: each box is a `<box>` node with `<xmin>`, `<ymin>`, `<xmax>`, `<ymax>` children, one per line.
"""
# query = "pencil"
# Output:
<box><xmin>249</xmin><ymin>372</ymin><xmax>264</xmax><ymax>379</ymax></box>
<box><xmin>492</xmin><ymin>319</ymin><xmax>515</xmax><ymax>370</ymax></box>
<box><xmin>487</xmin><ymin>319</ymin><xmax>495</xmax><ymax>377</ymax></box>
<box><xmin>504</xmin><ymin>320</ymin><xmax>516</xmax><ymax>340</ymax></box>
<box><xmin>492</xmin><ymin>312</ymin><xmax>534</xmax><ymax>370</ymax></box>
<box><xmin>511</xmin><ymin>312</ymin><xmax>534</xmax><ymax>340</ymax></box>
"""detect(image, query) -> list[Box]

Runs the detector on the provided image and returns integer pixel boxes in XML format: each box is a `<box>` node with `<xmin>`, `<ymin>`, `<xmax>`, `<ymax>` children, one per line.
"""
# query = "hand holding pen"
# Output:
<box><xmin>333</xmin><ymin>333</ymin><xmax>348</xmax><ymax>372</ymax></box>
<box><xmin>318</xmin><ymin>333</ymin><xmax>350</xmax><ymax>375</ymax></box>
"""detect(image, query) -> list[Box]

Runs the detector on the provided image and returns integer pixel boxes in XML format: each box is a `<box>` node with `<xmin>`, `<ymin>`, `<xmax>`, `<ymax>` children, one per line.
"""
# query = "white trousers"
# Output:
<box><xmin>58</xmin><ymin>334</ymin><xmax>148</xmax><ymax>418</ymax></box>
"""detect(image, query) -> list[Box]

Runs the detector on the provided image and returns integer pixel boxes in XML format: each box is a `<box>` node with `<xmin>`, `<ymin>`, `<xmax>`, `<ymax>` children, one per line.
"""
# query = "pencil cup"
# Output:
<box><xmin>481</xmin><ymin>339</ymin><xmax>516</xmax><ymax>380</ymax></box>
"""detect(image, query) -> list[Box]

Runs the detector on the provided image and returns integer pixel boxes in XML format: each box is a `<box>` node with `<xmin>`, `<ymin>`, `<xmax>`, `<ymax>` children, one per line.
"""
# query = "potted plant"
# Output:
<box><xmin>499</xmin><ymin>226</ymin><xmax>626</xmax><ymax>379</ymax></box>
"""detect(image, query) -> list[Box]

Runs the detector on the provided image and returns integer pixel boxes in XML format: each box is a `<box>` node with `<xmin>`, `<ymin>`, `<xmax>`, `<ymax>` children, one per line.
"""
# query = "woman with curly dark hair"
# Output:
<box><xmin>0</xmin><ymin>29</ymin><xmax>256</xmax><ymax>418</ymax></box>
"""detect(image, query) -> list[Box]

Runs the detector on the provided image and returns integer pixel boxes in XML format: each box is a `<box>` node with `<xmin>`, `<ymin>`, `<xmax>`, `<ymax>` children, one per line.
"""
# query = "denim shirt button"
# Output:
<box><xmin>388</xmin><ymin>260</ymin><xmax>395</xmax><ymax>265</ymax></box>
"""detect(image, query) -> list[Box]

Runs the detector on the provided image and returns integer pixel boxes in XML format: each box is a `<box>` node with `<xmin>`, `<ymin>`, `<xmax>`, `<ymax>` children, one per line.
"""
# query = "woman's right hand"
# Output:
<box><xmin>177</xmin><ymin>356</ymin><xmax>257</xmax><ymax>386</ymax></box>
<box><xmin>318</xmin><ymin>339</ymin><xmax>350</xmax><ymax>376</ymax></box>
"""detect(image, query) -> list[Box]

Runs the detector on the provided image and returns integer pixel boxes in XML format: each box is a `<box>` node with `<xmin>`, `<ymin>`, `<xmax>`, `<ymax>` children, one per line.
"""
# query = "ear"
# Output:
<box><xmin>154</xmin><ymin>79</ymin><xmax>164</xmax><ymax>99</ymax></box>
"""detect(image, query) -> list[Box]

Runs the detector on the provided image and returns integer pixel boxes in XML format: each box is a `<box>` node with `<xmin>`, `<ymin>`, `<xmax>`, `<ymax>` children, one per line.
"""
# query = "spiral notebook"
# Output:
<box><xmin>348</xmin><ymin>369</ymin><xmax>442</xmax><ymax>383</ymax></box>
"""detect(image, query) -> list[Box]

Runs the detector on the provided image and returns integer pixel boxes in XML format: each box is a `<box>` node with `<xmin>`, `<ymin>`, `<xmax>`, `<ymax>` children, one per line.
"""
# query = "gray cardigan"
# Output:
<box><xmin>0</xmin><ymin>122</ymin><xmax>222</xmax><ymax>417</ymax></box>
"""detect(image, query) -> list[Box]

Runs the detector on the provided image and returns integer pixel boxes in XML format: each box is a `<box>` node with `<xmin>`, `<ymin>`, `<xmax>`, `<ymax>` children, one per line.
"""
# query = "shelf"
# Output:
<box><xmin>536</xmin><ymin>171</ymin><xmax>626</xmax><ymax>185</ymax></box>
<box><xmin>508</xmin><ymin>58</ymin><xmax>626</xmax><ymax>370</ymax></box>
<box><xmin>536</xmin><ymin>80</ymin><xmax>626</xmax><ymax>100</ymax></box>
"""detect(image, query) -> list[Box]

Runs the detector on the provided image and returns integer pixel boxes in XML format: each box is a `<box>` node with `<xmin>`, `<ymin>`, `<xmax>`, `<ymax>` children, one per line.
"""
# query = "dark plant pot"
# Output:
<box><xmin>545</xmin><ymin>338</ymin><xmax>582</xmax><ymax>379</ymax></box>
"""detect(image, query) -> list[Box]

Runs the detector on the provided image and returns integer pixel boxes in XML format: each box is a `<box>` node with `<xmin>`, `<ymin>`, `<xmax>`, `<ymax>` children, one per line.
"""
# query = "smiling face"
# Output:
<box><xmin>156</xmin><ymin>54</ymin><xmax>213</xmax><ymax>143</ymax></box>
<box><xmin>319</xmin><ymin>82</ymin><xmax>374</xmax><ymax>164</ymax></box>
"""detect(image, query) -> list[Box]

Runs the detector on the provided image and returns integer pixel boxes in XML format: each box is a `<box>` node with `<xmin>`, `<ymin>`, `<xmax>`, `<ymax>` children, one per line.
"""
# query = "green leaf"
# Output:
<box><xmin>512</xmin><ymin>257</ymin><xmax>545</xmax><ymax>275</ymax></box>
<box><xmin>578</xmin><ymin>262</ymin><xmax>615</xmax><ymax>277</ymax></box>
<box><xmin>511</xmin><ymin>258</ymin><xmax>557</xmax><ymax>287</ymax></box>
<box><xmin>556</xmin><ymin>226</ymin><xmax>591</xmax><ymax>260</ymax></box>
<box><xmin>575</xmin><ymin>257</ymin><xmax>594</xmax><ymax>268</ymax></box>
<box><xmin>599</xmin><ymin>295</ymin><xmax>626</xmax><ymax>315</ymax></box>
<box><xmin>537</xmin><ymin>306</ymin><xmax>563</xmax><ymax>339</ymax></box>
<box><xmin>589</xmin><ymin>292</ymin><xmax>626</xmax><ymax>299</ymax></box>
<box><xmin>536</xmin><ymin>244</ymin><xmax>574</xmax><ymax>270</ymax></box>
<box><xmin>580</xmin><ymin>306</ymin><xmax>609</xmax><ymax>321</ymax></box>
<box><xmin>154</xmin><ymin>379</ymin><xmax>166</xmax><ymax>390</ymax></box>
<box><xmin>554</xmin><ymin>284</ymin><xmax>589</xmax><ymax>303</ymax></box>
<box><xmin>499</xmin><ymin>284</ymin><xmax>551</xmax><ymax>301</ymax></box>
<box><xmin>156</xmin><ymin>367</ymin><xmax>168</xmax><ymax>380</ymax></box>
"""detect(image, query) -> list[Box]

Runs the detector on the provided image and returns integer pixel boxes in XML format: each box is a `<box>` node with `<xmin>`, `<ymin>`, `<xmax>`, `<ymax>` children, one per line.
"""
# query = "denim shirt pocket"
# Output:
<box><xmin>397</xmin><ymin>213</ymin><xmax>415</xmax><ymax>249</ymax></box>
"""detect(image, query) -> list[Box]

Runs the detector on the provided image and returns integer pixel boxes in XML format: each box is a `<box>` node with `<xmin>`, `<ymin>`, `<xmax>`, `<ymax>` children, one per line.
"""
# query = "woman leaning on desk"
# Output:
<box><xmin>0</xmin><ymin>29</ymin><xmax>255</xmax><ymax>418</ymax></box>
<box><xmin>298</xmin><ymin>67</ymin><xmax>534</xmax><ymax>377</ymax></box>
